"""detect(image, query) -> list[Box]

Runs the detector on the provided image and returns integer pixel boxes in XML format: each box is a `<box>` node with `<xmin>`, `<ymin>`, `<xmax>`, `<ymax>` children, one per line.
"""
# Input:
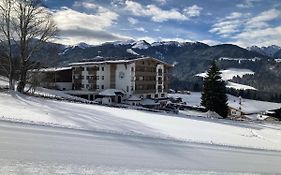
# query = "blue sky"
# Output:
<box><xmin>45</xmin><ymin>0</ymin><xmax>281</xmax><ymax>47</ymax></box>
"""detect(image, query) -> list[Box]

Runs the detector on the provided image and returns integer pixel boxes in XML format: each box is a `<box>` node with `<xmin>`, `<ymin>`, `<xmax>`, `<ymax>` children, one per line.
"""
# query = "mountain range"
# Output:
<box><xmin>247</xmin><ymin>45</ymin><xmax>281</xmax><ymax>58</ymax></box>
<box><xmin>1</xmin><ymin>39</ymin><xmax>281</xmax><ymax>101</ymax></box>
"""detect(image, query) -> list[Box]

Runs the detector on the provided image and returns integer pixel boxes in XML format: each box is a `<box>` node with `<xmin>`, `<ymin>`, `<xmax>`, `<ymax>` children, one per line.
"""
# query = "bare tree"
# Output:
<box><xmin>0</xmin><ymin>0</ymin><xmax>15</xmax><ymax>90</ymax></box>
<box><xmin>13</xmin><ymin>0</ymin><xmax>57</xmax><ymax>92</ymax></box>
<box><xmin>0</xmin><ymin>0</ymin><xmax>57</xmax><ymax>92</ymax></box>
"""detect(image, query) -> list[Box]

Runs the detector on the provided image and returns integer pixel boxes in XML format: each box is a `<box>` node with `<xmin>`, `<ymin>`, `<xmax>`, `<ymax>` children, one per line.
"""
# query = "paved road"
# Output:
<box><xmin>0</xmin><ymin>120</ymin><xmax>280</xmax><ymax>174</ymax></box>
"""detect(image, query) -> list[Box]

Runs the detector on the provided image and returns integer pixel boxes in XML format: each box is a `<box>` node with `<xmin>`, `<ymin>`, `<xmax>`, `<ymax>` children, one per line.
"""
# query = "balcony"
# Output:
<box><xmin>73</xmin><ymin>70</ymin><xmax>82</xmax><ymax>74</ymax></box>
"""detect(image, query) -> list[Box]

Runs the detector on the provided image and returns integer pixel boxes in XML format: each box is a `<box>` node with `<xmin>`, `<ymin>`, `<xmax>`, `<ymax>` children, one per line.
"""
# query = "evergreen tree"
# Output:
<box><xmin>201</xmin><ymin>61</ymin><xmax>228</xmax><ymax>118</ymax></box>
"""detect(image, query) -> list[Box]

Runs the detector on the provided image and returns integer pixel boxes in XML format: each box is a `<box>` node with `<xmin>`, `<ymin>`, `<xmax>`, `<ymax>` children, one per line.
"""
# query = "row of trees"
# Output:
<box><xmin>0</xmin><ymin>0</ymin><xmax>57</xmax><ymax>92</ymax></box>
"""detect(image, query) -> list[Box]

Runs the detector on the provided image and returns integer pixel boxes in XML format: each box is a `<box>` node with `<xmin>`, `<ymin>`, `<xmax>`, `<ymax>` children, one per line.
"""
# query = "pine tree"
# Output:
<box><xmin>201</xmin><ymin>61</ymin><xmax>228</xmax><ymax>118</ymax></box>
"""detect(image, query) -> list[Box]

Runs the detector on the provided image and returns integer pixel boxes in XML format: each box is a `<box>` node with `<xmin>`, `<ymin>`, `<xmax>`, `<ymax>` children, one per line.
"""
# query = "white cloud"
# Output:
<box><xmin>236</xmin><ymin>0</ymin><xmax>260</xmax><ymax>8</ymax></box>
<box><xmin>135</xmin><ymin>27</ymin><xmax>147</xmax><ymax>32</ymax></box>
<box><xmin>53</xmin><ymin>7</ymin><xmax>118</xmax><ymax>31</ymax></box>
<box><xmin>209</xmin><ymin>17</ymin><xmax>245</xmax><ymax>36</ymax></box>
<box><xmin>124</xmin><ymin>1</ymin><xmax>202</xmax><ymax>22</ymax></box>
<box><xmin>246</xmin><ymin>9</ymin><xmax>281</xmax><ymax>30</ymax></box>
<box><xmin>128</xmin><ymin>17</ymin><xmax>139</xmax><ymax>25</ymax></box>
<box><xmin>199</xmin><ymin>39</ymin><xmax>221</xmax><ymax>46</ymax></box>
<box><xmin>210</xmin><ymin>9</ymin><xmax>281</xmax><ymax>47</ymax></box>
<box><xmin>153</xmin><ymin>0</ymin><xmax>167</xmax><ymax>5</ymax></box>
<box><xmin>74</xmin><ymin>2</ymin><xmax>97</xmax><ymax>9</ymax></box>
<box><xmin>147</xmin><ymin>4</ymin><xmax>187</xmax><ymax>22</ymax></box>
<box><xmin>233</xmin><ymin>26</ymin><xmax>281</xmax><ymax>47</ymax></box>
<box><xmin>52</xmin><ymin>6</ymin><xmax>131</xmax><ymax>45</ymax></box>
<box><xmin>183</xmin><ymin>5</ymin><xmax>202</xmax><ymax>17</ymax></box>
<box><xmin>225</xmin><ymin>12</ymin><xmax>243</xmax><ymax>20</ymax></box>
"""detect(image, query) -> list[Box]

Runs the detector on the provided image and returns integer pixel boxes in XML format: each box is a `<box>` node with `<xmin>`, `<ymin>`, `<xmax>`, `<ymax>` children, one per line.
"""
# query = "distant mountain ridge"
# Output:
<box><xmin>2</xmin><ymin>39</ymin><xmax>280</xmax><ymax>97</ymax></box>
<box><xmin>247</xmin><ymin>45</ymin><xmax>281</xmax><ymax>58</ymax></box>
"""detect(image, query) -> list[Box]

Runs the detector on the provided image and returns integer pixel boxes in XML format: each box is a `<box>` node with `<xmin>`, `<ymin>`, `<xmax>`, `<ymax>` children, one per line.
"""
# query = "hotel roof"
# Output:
<box><xmin>69</xmin><ymin>57</ymin><xmax>173</xmax><ymax>67</ymax></box>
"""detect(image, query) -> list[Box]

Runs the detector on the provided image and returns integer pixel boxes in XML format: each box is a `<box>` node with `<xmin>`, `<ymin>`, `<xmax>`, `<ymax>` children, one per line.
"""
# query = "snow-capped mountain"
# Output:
<box><xmin>110</xmin><ymin>39</ymin><xmax>136</xmax><ymax>46</ymax></box>
<box><xmin>248</xmin><ymin>45</ymin><xmax>281</xmax><ymax>57</ymax></box>
<box><xmin>131</xmin><ymin>40</ymin><xmax>151</xmax><ymax>49</ymax></box>
<box><xmin>72</xmin><ymin>42</ymin><xmax>93</xmax><ymax>49</ymax></box>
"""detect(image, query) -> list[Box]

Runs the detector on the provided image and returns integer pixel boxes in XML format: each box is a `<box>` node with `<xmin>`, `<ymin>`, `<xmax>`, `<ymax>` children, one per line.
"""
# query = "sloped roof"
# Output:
<box><xmin>69</xmin><ymin>57</ymin><xmax>173</xmax><ymax>67</ymax></box>
<box><xmin>29</xmin><ymin>67</ymin><xmax>72</xmax><ymax>72</ymax></box>
<box><xmin>126</xmin><ymin>95</ymin><xmax>142</xmax><ymax>101</ymax></box>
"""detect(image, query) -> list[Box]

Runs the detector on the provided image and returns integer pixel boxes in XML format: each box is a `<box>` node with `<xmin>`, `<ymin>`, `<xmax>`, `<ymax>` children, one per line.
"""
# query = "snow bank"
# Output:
<box><xmin>0</xmin><ymin>76</ymin><xmax>9</xmax><ymax>88</ymax></box>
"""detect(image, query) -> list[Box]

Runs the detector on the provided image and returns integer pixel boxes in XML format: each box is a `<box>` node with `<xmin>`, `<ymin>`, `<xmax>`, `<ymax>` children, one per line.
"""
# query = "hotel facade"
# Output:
<box><xmin>33</xmin><ymin>57</ymin><xmax>173</xmax><ymax>104</ymax></box>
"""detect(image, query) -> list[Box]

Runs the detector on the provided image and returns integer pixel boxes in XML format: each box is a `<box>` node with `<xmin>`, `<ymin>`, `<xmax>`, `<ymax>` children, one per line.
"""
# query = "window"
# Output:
<box><xmin>102</xmin><ymin>67</ymin><xmax>104</xmax><ymax>71</ymax></box>
<box><xmin>158</xmin><ymin>77</ymin><xmax>162</xmax><ymax>81</ymax></box>
<box><xmin>86</xmin><ymin>67</ymin><xmax>89</xmax><ymax>71</ymax></box>
<box><xmin>131</xmin><ymin>67</ymin><xmax>134</xmax><ymax>72</ymax></box>
<box><xmin>96</xmin><ymin>76</ymin><xmax>99</xmax><ymax>80</ymax></box>
<box><xmin>101</xmin><ymin>85</ymin><xmax>104</xmax><ymax>89</ymax></box>
<box><xmin>155</xmin><ymin>94</ymin><xmax>158</xmax><ymax>98</ymax></box>
<box><xmin>147</xmin><ymin>95</ymin><xmax>151</xmax><ymax>99</ymax></box>
<box><xmin>97</xmin><ymin>66</ymin><xmax>100</xmax><ymax>71</ymax></box>
<box><xmin>97</xmin><ymin>85</ymin><xmax>99</xmax><ymax>89</ymax></box>
<box><xmin>126</xmin><ymin>86</ymin><xmax>129</xmax><ymax>92</ymax></box>
<box><xmin>161</xmin><ymin>93</ymin><xmax>165</xmax><ymax>97</ymax></box>
<box><xmin>87</xmin><ymin>76</ymin><xmax>89</xmax><ymax>80</ymax></box>
<box><xmin>158</xmin><ymin>85</ymin><xmax>162</xmax><ymax>90</ymax></box>
<box><xmin>131</xmin><ymin>86</ymin><xmax>134</xmax><ymax>91</ymax></box>
<box><xmin>86</xmin><ymin>84</ymin><xmax>89</xmax><ymax>89</ymax></box>
<box><xmin>139</xmin><ymin>76</ymin><xmax>144</xmax><ymax>81</ymax></box>
<box><xmin>102</xmin><ymin>76</ymin><xmax>104</xmax><ymax>80</ymax></box>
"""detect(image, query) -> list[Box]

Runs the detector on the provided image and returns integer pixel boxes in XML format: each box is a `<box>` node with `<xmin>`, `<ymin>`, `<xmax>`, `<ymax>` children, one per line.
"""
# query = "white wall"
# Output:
<box><xmin>115</xmin><ymin>63</ymin><xmax>135</xmax><ymax>96</ymax></box>
<box><xmin>156</xmin><ymin>64</ymin><xmax>164</xmax><ymax>95</ymax></box>
<box><xmin>96</xmin><ymin>64</ymin><xmax>110</xmax><ymax>90</ymax></box>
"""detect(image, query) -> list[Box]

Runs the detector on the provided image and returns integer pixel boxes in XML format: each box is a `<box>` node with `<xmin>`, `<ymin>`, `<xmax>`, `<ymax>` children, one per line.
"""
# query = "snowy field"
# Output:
<box><xmin>196</xmin><ymin>68</ymin><xmax>254</xmax><ymax>81</ymax></box>
<box><xmin>169</xmin><ymin>92</ymin><xmax>281</xmax><ymax>114</ymax></box>
<box><xmin>1</xmin><ymin>121</ymin><xmax>280</xmax><ymax>174</ymax></box>
<box><xmin>1</xmin><ymin>91</ymin><xmax>281</xmax><ymax>151</ymax></box>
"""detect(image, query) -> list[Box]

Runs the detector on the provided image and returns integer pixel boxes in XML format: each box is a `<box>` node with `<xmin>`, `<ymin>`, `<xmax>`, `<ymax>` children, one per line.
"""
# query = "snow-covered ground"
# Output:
<box><xmin>0</xmin><ymin>76</ymin><xmax>9</xmax><ymax>88</ymax></box>
<box><xmin>1</xmin><ymin>91</ymin><xmax>281</xmax><ymax>151</ymax></box>
<box><xmin>1</xmin><ymin>121</ymin><xmax>281</xmax><ymax>174</ymax></box>
<box><xmin>196</xmin><ymin>68</ymin><xmax>254</xmax><ymax>81</ymax></box>
<box><xmin>169</xmin><ymin>92</ymin><xmax>281</xmax><ymax>114</ymax></box>
<box><xmin>226</xmin><ymin>81</ymin><xmax>257</xmax><ymax>90</ymax></box>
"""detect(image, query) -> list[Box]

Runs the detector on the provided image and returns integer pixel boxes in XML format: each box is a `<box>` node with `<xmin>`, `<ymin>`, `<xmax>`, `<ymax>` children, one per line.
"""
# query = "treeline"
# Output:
<box><xmin>227</xmin><ymin>88</ymin><xmax>281</xmax><ymax>103</ymax></box>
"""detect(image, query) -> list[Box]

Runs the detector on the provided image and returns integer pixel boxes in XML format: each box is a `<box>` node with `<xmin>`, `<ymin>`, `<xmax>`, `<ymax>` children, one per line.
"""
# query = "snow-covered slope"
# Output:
<box><xmin>196</xmin><ymin>68</ymin><xmax>254</xmax><ymax>81</ymax></box>
<box><xmin>132</xmin><ymin>40</ymin><xmax>150</xmax><ymax>49</ymax></box>
<box><xmin>126</xmin><ymin>48</ymin><xmax>139</xmax><ymax>55</ymax></box>
<box><xmin>72</xmin><ymin>42</ymin><xmax>92</xmax><ymax>49</ymax></box>
<box><xmin>169</xmin><ymin>92</ymin><xmax>281</xmax><ymax>114</ymax></box>
<box><xmin>226</xmin><ymin>81</ymin><xmax>257</xmax><ymax>90</ymax></box>
<box><xmin>196</xmin><ymin>68</ymin><xmax>256</xmax><ymax>90</ymax></box>
<box><xmin>110</xmin><ymin>39</ymin><xmax>135</xmax><ymax>46</ymax></box>
<box><xmin>1</xmin><ymin>92</ymin><xmax>281</xmax><ymax>151</ymax></box>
